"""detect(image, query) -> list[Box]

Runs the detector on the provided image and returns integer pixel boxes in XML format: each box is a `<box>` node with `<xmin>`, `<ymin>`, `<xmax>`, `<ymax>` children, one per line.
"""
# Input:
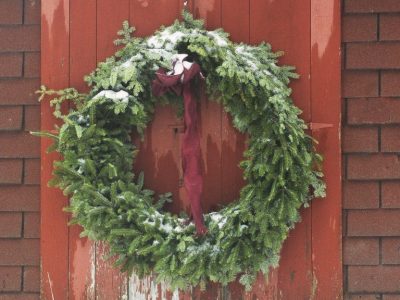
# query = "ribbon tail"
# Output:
<box><xmin>182</xmin><ymin>84</ymin><xmax>207</xmax><ymax>235</ymax></box>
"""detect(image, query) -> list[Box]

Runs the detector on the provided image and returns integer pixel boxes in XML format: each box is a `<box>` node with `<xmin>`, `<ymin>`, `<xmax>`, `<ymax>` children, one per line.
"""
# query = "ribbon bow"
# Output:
<box><xmin>152</xmin><ymin>54</ymin><xmax>207</xmax><ymax>235</ymax></box>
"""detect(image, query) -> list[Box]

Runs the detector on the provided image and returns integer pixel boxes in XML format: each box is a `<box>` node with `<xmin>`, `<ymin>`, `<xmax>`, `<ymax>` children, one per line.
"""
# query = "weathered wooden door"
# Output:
<box><xmin>41</xmin><ymin>0</ymin><xmax>341</xmax><ymax>299</ymax></box>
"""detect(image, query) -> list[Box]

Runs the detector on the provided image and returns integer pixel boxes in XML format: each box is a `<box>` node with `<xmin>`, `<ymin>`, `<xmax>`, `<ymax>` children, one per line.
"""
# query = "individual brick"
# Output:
<box><xmin>381</xmin><ymin>71</ymin><xmax>400</xmax><ymax>97</ymax></box>
<box><xmin>348</xmin><ymin>266</ymin><xmax>400</xmax><ymax>293</ymax></box>
<box><xmin>0</xmin><ymin>132</ymin><xmax>40</xmax><ymax>158</ymax></box>
<box><xmin>23</xmin><ymin>212</ymin><xmax>39</xmax><ymax>238</ymax></box>
<box><xmin>0</xmin><ymin>186</ymin><xmax>39</xmax><ymax>212</ymax></box>
<box><xmin>342</xmin><ymin>126</ymin><xmax>378</xmax><ymax>153</ymax></box>
<box><xmin>0</xmin><ymin>294</ymin><xmax>39</xmax><ymax>300</ymax></box>
<box><xmin>0</xmin><ymin>213</ymin><xmax>22</xmax><ymax>238</ymax></box>
<box><xmin>0</xmin><ymin>0</ymin><xmax>23</xmax><ymax>24</ymax></box>
<box><xmin>0</xmin><ymin>106</ymin><xmax>23</xmax><ymax>131</ymax></box>
<box><xmin>24</xmin><ymin>158</ymin><xmax>39</xmax><ymax>185</ymax></box>
<box><xmin>343</xmin><ymin>181</ymin><xmax>379</xmax><ymax>209</ymax></box>
<box><xmin>347</xmin><ymin>98</ymin><xmax>400</xmax><ymax>125</ymax></box>
<box><xmin>348</xmin><ymin>210</ymin><xmax>400</xmax><ymax>236</ymax></box>
<box><xmin>0</xmin><ymin>53</ymin><xmax>23</xmax><ymax>77</ymax></box>
<box><xmin>0</xmin><ymin>79</ymin><xmax>40</xmax><ymax>105</ymax></box>
<box><xmin>382</xmin><ymin>181</ymin><xmax>400</xmax><ymax>208</ymax></box>
<box><xmin>347</xmin><ymin>154</ymin><xmax>400</xmax><ymax>180</ymax></box>
<box><xmin>0</xmin><ymin>266</ymin><xmax>22</xmax><ymax>292</ymax></box>
<box><xmin>23</xmin><ymin>105</ymin><xmax>40</xmax><ymax>131</ymax></box>
<box><xmin>345</xmin><ymin>0</ymin><xmax>400</xmax><ymax>13</ymax></box>
<box><xmin>0</xmin><ymin>26</ymin><xmax>40</xmax><ymax>52</ymax></box>
<box><xmin>347</xmin><ymin>295</ymin><xmax>381</xmax><ymax>300</ymax></box>
<box><xmin>380</xmin><ymin>14</ymin><xmax>400</xmax><ymax>41</ymax></box>
<box><xmin>343</xmin><ymin>238</ymin><xmax>379</xmax><ymax>265</ymax></box>
<box><xmin>24</xmin><ymin>0</ymin><xmax>40</xmax><ymax>25</ymax></box>
<box><xmin>342</xmin><ymin>14</ymin><xmax>377</xmax><ymax>42</ymax></box>
<box><xmin>24</xmin><ymin>52</ymin><xmax>40</xmax><ymax>78</ymax></box>
<box><xmin>0</xmin><ymin>239</ymin><xmax>39</xmax><ymax>266</ymax></box>
<box><xmin>346</xmin><ymin>43</ymin><xmax>400</xmax><ymax>69</ymax></box>
<box><xmin>342</xmin><ymin>71</ymin><xmax>379</xmax><ymax>98</ymax></box>
<box><xmin>381</xmin><ymin>126</ymin><xmax>400</xmax><ymax>152</ymax></box>
<box><xmin>383</xmin><ymin>295</ymin><xmax>400</xmax><ymax>300</ymax></box>
<box><xmin>23</xmin><ymin>267</ymin><xmax>39</xmax><ymax>292</ymax></box>
<box><xmin>382</xmin><ymin>238</ymin><xmax>400</xmax><ymax>264</ymax></box>
<box><xmin>0</xmin><ymin>159</ymin><xmax>23</xmax><ymax>184</ymax></box>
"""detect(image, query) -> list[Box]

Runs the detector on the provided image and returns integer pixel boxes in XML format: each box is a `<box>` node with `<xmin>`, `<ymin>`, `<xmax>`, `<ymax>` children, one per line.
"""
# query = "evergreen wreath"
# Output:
<box><xmin>36</xmin><ymin>12</ymin><xmax>325</xmax><ymax>291</ymax></box>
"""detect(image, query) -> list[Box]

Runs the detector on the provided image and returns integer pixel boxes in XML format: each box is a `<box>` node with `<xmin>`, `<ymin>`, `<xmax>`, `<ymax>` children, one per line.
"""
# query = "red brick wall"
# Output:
<box><xmin>343</xmin><ymin>0</ymin><xmax>400</xmax><ymax>298</ymax></box>
<box><xmin>0</xmin><ymin>0</ymin><xmax>41</xmax><ymax>299</ymax></box>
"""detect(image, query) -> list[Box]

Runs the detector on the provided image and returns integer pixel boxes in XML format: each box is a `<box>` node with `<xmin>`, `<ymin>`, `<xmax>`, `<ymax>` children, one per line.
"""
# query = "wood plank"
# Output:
<box><xmin>128</xmin><ymin>1</ymin><xmax>183</xmax><ymax>299</ymax></box>
<box><xmin>250</xmin><ymin>1</ymin><xmax>313</xmax><ymax>298</ymax></box>
<box><xmin>129</xmin><ymin>0</ymin><xmax>224</xmax><ymax>297</ymax></box>
<box><xmin>41</xmin><ymin>0</ymin><xmax>70</xmax><ymax>299</ymax></box>
<box><xmin>310</xmin><ymin>0</ymin><xmax>342</xmax><ymax>298</ymax></box>
<box><xmin>192</xmin><ymin>0</ymin><xmax>221</xmax><ymax>29</ymax></box>
<box><xmin>220</xmin><ymin>0</ymin><xmax>248</xmax><ymax>209</ymax></box>
<box><xmin>69</xmin><ymin>1</ymin><xmax>97</xmax><ymax>299</ymax></box>
<box><xmin>188</xmin><ymin>0</ymin><xmax>224</xmax><ymax>297</ymax></box>
<box><xmin>130</xmin><ymin>0</ymin><xmax>181</xmax><ymax>36</ymax></box>
<box><xmin>250</xmin><ymin>0</ymin><xmax>312</xmax><ymax>121</ymax></box>
<box><xmin>191</xmin><ymin>0</ymin><xmax>222</xmax><ymax>212</ymax></box>
<box><xmin>97</xmin><ymin>0</ymin><xmax>130</xmax><ymax>61</ymax></box>
<box><xmin>133</xmin><ymin>106</ymin><xmax>184</xmax><ymax>214</ymax></box>
<box><xmin>197</xmin><ymin>88</ymin><xmax>223</xmax><ymax>214</ymax></box>
<box><xmin>130</xmin><ymin>0</ymin><xmax>184</xmax><ymax>214</ymax></box>
<box><xmin>220</xmin><ymin>1</ymin><xmax>249</xmax><ymax>297</ymax></box>
<box><xmin>96</xmin><ymin>242</ymin><xmax>128</xmax><ymax>300</ymax></box>
<box><xmin>95</xmin><ymin>1</ymin><xmax>130</xmax><ymax>299</ymax></box>
<box><xmin>193</xmin><ymin>0</ymin><xmax>223</xmax><ymax>215</ymax></box>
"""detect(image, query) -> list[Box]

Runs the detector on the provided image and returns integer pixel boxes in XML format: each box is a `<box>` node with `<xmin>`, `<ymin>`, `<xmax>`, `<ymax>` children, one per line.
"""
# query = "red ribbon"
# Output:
<box><xmin>152</xmin><ymin>55</ymin><xmax>207</xmax><ymax>235</ymax></box>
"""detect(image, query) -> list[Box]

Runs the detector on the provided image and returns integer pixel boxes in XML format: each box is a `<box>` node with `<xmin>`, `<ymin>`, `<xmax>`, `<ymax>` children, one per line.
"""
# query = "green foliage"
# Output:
<box><xmin>36</xmin><ymin>11</ymin><xmax>325</xmax><ymax>291</ymax></box>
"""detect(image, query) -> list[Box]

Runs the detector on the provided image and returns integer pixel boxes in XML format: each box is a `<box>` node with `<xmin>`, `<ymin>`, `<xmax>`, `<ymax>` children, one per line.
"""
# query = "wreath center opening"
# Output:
<box><xmin>133</xmin><ymin>53</ymin><xmax>244</xmax><ymax>235</ymax></box>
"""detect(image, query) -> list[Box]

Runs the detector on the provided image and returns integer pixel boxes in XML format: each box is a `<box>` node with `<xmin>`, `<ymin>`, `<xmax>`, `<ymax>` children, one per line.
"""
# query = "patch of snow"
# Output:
<box><xmin>143</xmin><ymin>214</ymin><xmax>184</xmax><ymax>234</ymax></box>
<box><xmin>159</xmin><ymin>222</ymin><xmax>173</xmax><ymax>233</ymax></box>
<box><xmin>120</xmin><ymin>59</ymin><xmax>133</xmax><ymax>69</ymax></box>
<box><xmin>93</xmin><ymin>90</ymin><xmax>129</xmax><ymax>103</ymax></box>
<box><xmin>245</xmin><ymin>60</ymin><xmax>258</xmax><ymax>71</ymax></box>
<box><xmin>186</xmin><ymin>241</ymin><xmax>220</xmax><ymax>256</ymax></box>
<box><xmin>208</xmin><ymin>31</ymin><xmax>228</xmax><ymax>47</ymax></box>
<box><xmin>168</xmin><ymin>31</ymin><xmax>186</xmax><ymax>44</ymax></box>
<box><xmin>148</xmin><ymin>48</ymin><xmax>174</xmax><ymax>60</ymax></box>
<box><xmin>240</xmin><ymin>225</ymin><xmax>248</xmax><ymax>231</ymax></box>
<box><xmin>209</xmin><ymin>212</ymin><xmax>227</xmax><ymax>229</ymax></box>
<box><xmin>235</xmin><ymin>46</ymin><xmax>259</xmax><ymax>71</ymax></box>
<box><xmin>263</xmin><ymin>70</ymin><xmax>272</xmax><ymax>76</ymax></box>
<box><xmin>147</xmin><ymin>29</ymin><xmax>186</xmax><ymax>51</ymax></box>
<box><xmin>77</xmin><ymin>115</ymin><xmax>88</xmax><ymax>124</ymax></box>
<box><xmin>208</xmin><ymin>212</ymin><xmax>223</xmax><ymax>222</ymax></box>
<box><xmin>120</xmin><ymin>54</ymin><xmax>144</xmax><ymax>69</ymax></box>
<box><xmin>147</xmin><ymin>35</ymin><xmax>163</xmax><ymax>49</ymax></box>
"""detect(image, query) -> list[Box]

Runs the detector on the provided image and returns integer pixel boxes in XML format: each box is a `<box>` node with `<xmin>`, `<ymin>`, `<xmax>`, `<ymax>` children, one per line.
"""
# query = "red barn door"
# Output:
<box><xmin>41</xmin><ymin>0</ymin><xmax>341</xmax><ymax>299</ymax></box>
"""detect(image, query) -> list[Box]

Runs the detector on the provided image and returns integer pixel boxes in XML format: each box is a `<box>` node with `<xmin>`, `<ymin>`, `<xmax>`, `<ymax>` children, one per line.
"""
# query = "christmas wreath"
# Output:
<box><xmin>36</xmin><ymin>12</ymin><xmax>325</xmax><ymax>290</ymax></box>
